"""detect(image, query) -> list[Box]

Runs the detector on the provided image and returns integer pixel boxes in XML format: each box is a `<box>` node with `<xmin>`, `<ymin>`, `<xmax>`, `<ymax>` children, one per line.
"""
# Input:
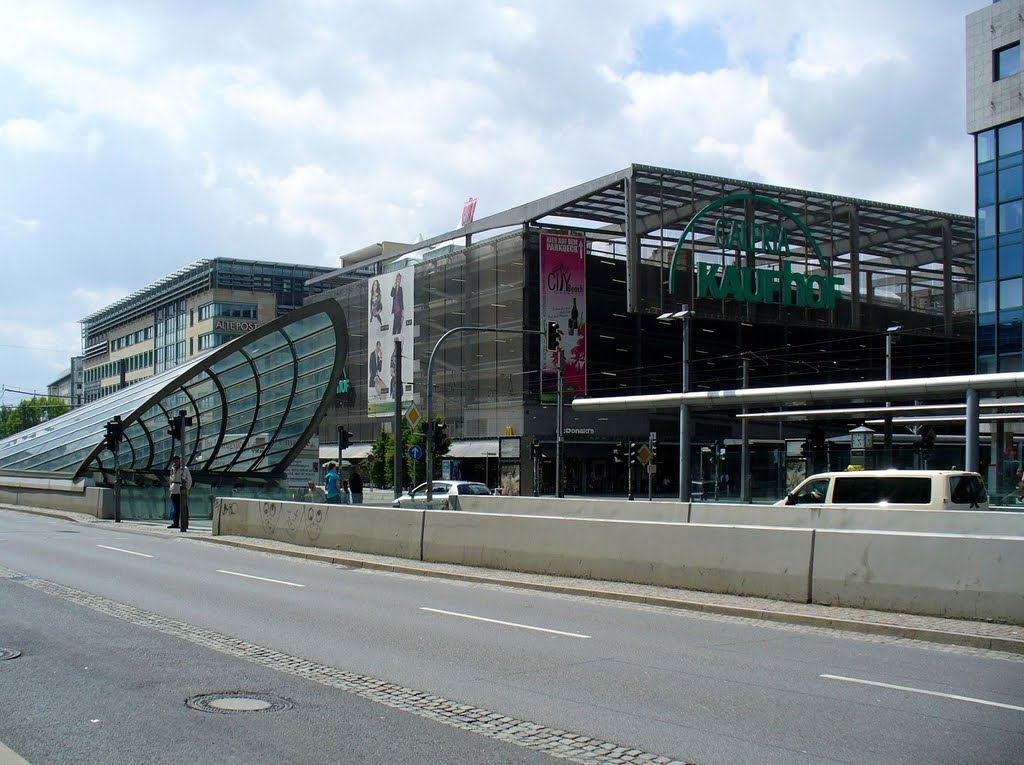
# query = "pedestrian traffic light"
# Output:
<box><xmin>105</xmin><ymin>416</ymin><xmax>123</xmax><ymax>450</ymax></box>
<box><xmin>546</xmin><ymin>321</ymin><xmax>560</xmax><ymax>351</ymax></box>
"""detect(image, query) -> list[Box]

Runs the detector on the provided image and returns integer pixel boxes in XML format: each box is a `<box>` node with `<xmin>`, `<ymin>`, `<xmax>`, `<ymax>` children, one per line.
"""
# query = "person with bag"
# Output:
<box><xmin>167</xmin><ymin>455</ymin><xmax>193</xmax><ymax>529</ymax></box>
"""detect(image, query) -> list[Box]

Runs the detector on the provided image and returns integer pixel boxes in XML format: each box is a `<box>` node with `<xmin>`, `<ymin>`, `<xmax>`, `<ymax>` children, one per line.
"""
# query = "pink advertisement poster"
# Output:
<box><xmin>540</xmin><ymin>233</ymin><xmax>586</xmax><ymax>403</ymax></box>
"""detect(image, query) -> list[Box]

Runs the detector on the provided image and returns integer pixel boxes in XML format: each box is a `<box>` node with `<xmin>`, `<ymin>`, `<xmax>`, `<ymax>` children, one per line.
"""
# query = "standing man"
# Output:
<box><xmin>167</xmin><ymin>455</ymin><xmax>192</xmax><ymax>529</ymax></box>
<box><xmin>324</xmin><ymin>462</ymin><xmax>342</xmax><ymax>504</ymax></box>
<box><xmin>350</xmin><ymin>463</ymin><xmax>364</xmax><ymax>504</ymax></box>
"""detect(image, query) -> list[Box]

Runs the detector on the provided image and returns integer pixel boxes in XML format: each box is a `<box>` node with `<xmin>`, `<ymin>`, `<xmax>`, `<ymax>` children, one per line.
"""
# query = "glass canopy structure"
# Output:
<box><xmin>0</xmin><ymin>300</ymin><xmax>348</xmax><ymax>484</ymax></box>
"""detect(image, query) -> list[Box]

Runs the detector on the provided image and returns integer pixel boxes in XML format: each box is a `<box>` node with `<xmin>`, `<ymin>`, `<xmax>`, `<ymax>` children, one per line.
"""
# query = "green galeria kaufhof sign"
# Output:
<box><xmin>668</xmin><ymin>193</ymin><xmax>844</xmax><ymax>309</ymax></box>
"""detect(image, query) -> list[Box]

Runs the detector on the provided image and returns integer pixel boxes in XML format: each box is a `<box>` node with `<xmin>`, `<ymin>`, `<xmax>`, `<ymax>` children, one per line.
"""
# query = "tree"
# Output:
<box><xmin>0</xmin><ymin>397</ymin><xmax>69</xmax><ymax>439</ymax></box>
<box><xmin>369</xmin><ymin>426</ymin><xmax>393</xmax><ymax>489</ymax></box>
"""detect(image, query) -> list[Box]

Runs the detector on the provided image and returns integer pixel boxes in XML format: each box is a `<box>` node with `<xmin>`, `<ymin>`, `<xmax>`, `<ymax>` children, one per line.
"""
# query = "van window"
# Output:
<box><xmin>832</xmin><ymin>476</ymin><xmax>931</xmax><ymax>504</ymax></box>
<box><xmin>949</xmin><ymin>474</ymin><xmax>987</xmax><ymax>506</ymax></box>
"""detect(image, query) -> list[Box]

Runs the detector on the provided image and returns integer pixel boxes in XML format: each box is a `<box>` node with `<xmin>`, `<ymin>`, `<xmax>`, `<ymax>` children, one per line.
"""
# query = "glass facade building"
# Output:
<box><xmin>968</xmin><ymin>1</ymin><xmax>1024</xmax><ymax>373</ymax></box>
<box><xmin>313</xmin><ymin>164</ymin><xmax>975</xmax><ymax>496</ymax></box>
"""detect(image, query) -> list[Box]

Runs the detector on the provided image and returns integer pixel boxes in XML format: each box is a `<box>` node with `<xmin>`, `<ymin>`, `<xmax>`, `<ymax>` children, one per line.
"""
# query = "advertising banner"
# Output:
<box><xmin>367</xmin><ymin>265</ymin><xmax>415</xmax><ymax>417</ymax></box>
<box><xmin>540</xmin><ymin>233</ymin><xmax>586</xmax><ymax>404</ymax></box>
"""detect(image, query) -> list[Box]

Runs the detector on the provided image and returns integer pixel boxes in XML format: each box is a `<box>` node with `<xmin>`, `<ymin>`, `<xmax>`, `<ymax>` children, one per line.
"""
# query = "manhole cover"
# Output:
<box><xmin>186</xmin><ymin>692</ymin><xmax>293</xmax><ymax>714</ymax></box>
<box><xmin>0</xmin><ymin>648</ymin><xmax>22</xmax><ymax>660</ymax></box>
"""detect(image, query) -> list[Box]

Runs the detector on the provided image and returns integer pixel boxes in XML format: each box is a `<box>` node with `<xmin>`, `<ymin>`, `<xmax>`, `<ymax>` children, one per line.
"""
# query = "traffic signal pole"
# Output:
<box><xmin>556</xmin><ymin>348</ymin><xmax>564</xmax><ymax>498</ymax></box>
<box><xmin>424</xmin><ymin>326</ymin><xmax>544</xmax><ymax>504</ymax></box>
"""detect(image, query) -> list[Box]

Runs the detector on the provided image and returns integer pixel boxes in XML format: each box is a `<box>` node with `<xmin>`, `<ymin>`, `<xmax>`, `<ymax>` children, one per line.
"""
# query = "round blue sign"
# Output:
<box><xmin>409</xmin><ymin>444</ymin><xmax>424</xmax><ymax>460</ymax></box>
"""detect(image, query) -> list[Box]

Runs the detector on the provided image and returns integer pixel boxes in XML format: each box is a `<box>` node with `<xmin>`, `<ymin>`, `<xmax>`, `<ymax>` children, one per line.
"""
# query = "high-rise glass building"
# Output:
<box><xmin>968</xmin><ymin>1</ymin><xmax>1024</xmax><ymax>372</ymax></box>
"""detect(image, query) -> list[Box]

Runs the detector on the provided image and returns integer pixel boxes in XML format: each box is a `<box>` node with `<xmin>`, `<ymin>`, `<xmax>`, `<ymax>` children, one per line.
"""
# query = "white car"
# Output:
<box><xmin>392</xmin><ymin>480</ymin><xmax>493</xmax><ymax>510</ymax></box>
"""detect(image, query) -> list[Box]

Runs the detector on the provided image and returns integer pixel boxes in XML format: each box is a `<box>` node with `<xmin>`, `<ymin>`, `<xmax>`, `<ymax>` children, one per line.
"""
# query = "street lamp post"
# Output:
<box><xmin>658</xmin><ymin>307</ymin><xmax>694</xmax><ymax>502</ymax></box>
<box><xmin>884</xmin><ymin>324</ymin><xmax>901</xmax><ymax>467</ymax></box>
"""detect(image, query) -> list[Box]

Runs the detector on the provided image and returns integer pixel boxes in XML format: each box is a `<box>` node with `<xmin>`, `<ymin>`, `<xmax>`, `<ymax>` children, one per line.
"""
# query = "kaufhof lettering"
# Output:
<box><xmin>697</xmin><ymin>262</ymin><xmax>844</xmax><ymax>310</ymax></box>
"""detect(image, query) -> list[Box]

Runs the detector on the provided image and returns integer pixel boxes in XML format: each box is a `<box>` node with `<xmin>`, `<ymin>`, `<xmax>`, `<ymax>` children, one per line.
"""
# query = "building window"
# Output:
<box><xmin>999</xmin><ymin>123</ymin><xmax>1023</xmax><ymax>156</ymax></box>
<box><xmin>995</xmin><ymin>42</ymin><xmax>1021</xmax><ymax>81</ymax></box>
<box><xmin>979</xmin><ymin>129</ymin><xmax>996</xmax><ymax>164</ymax></box>
<box><xmin>1000</xmin><ymin>277</ymin><xmax>1023</xmax><ymax>310</ymax></box>
<box><xmin>198</xmin><ymin>302</ymin><xmax>258</xmax><ymax>321</ymax></box>
<box><xmin>1001</xmin><ymin>199</ymin><xmax>1024</xmax><ymax>232</ymax></box>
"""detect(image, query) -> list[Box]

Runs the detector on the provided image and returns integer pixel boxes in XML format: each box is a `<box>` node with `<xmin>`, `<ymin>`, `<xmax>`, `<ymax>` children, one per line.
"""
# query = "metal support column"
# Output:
<box><xmin>966</xmin><ymin>387</ymin><xmax>980</xmax><ymax>472</ymax></box>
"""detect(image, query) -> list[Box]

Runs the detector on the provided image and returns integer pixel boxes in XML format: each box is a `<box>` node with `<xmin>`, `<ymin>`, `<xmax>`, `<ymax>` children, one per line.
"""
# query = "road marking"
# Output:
<box><xmin>216</xmin><ymin>569</ymin><xmax>305</xmax><ymax>588</ymax></box>
<box><xmin>420</xmin><ymin>607</ymin><xmax>591</xmax><ymax>639</ymax></box>
<box><xmin>821</xmin><ymin>674</ymin><xmax>1024</xmax><ymax>712</ymax></box>
<box><xmin>96</xmin><ymin>545</ymin><xmax>154</xmax><ymax>559</ymax></box>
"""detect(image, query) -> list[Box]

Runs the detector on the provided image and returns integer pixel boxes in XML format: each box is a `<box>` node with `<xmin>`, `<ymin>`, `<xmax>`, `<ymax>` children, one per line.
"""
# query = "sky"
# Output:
<box><xmin>0</xmin><ymin>0</ymin><xmax>983</xmax><ymax>404</ymax></box>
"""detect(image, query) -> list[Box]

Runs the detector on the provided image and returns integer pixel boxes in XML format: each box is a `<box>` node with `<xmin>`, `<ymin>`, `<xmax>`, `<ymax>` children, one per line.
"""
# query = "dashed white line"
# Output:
<box><xmin>216</xmin><ymin>569</ymin><xmax>305</xmax><ymax>588</ymax></box>
<box><xmin>420</xmin><ymin>607</ymin><xmax>591</xmax><ymax>639</ymax></box>
<box><xmin>821</xmin><ymin>674</ymin><xmax>1024</xmax><ymax>712</ymax></box>
<box><xmin>96</xmin><ymin>545</ymin><xmax>154</xmax><ymax>559</ymax></box>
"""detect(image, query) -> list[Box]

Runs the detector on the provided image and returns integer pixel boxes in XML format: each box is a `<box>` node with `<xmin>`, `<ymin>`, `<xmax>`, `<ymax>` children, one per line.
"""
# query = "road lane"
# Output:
<box><xmin>2</xmin><ymin>509</ymin><xmax>1022</xmax><ymax>764</ymax></box>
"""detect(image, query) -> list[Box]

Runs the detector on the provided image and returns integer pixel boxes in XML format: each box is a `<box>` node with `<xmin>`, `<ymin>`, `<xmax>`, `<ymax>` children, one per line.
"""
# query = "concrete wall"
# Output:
<box><xmin>422</xmin><ymin>512</ymin><xmax>813</xmax><ymax>601</ymax></box>
<box><xmin>212</xmin><ymin>496</ymin><xmax>1024</xmax><ymax>624</ymax></box>
<box><xmin>214</xmin><ymin>497</ymin><xmax>423</xmax><ymax>559</ymax></box>
<box><xmin>459</xmin><ymin>496</ymin><xmax>1024</xmax><ymax>536</ymax></box>
<box><xmin>687</xmin><ymin>503</ymin><xmax>1024</xmax><ymax>537</ymax></box>
<box><xmin>0</xmin><ymin>476</ymin><xmax>112</xmax><ymax>519</ymax></box>
<box><xmin>811</xmin><ymin>530</ymin><xmax>1024</xmax><ymax>623</ymax></box>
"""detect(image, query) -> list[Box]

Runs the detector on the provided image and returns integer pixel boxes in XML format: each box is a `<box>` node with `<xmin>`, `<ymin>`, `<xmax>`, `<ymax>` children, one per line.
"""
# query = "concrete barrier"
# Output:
<box><xmin>213</xmin><ymin>497</ymin><xmax>423</xmax><ymax>559</ymax></box>
<box><xmin>422</xmin><ymin>512</ymin><xmax>814</xmax><ymax>602</ymax></box>
<box><xmin>811</xmin><ymin>530</ymin><xmax>1024</xmax><ymax>622</ymax></box>
<box><xmin>457</xmin><ymin>495</ymin><xmax>690</xmax><ymax>522</ymax></box>
<box><xmin>0</xmin><ymin>475</ymin><xmax>112</xmax><ymax>518</ymax></box>
<box><xmin>688</xmin><ymin>503</ymin><xmax>1024</xmax><ymax>536</ymax></box>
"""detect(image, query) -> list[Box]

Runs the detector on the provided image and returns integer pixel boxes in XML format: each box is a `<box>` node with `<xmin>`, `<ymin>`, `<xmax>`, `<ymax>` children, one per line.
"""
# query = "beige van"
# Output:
<box><xmin>777</xmin><ymin>469</ymin><xmax>988</xmax><ymax>510</ymax></box>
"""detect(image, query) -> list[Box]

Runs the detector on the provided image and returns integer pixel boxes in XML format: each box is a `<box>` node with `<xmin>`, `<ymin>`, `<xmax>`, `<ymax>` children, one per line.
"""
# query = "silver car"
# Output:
<box><xmin>392</xmin><ymin>480</ymin><xmax>493</xmax><ymax>510</ymax></box>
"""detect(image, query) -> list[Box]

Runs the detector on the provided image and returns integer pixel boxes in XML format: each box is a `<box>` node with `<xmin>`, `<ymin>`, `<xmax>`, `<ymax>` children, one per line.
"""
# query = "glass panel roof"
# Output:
<box><xmin>0</xmin><ymin>300</ymin><xmax>348</xmax><ymax>482</ymax></box>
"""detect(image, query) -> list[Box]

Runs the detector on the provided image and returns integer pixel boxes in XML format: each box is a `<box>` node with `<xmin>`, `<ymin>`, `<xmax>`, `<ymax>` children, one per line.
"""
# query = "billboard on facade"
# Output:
<box><xmin>540</xmin><ymin>233</ymin><xmax>586</xmax><ymax>404</ymax></box>
<box><xmin>367</xmin><ymin>265</ymin><xmax>415</xmax><ymax>417</ymax></box>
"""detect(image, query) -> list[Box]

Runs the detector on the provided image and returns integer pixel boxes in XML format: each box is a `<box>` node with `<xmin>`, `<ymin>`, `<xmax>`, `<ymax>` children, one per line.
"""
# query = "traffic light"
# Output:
<box><xmin>167</xmin><ymin>411</ymin><xmax>192</xmax><ymax>441</ymax></box>
<box><xmin>629</xmin><ymin>441</ymin><xmax>640</xmax><ymax>464</ymax></box>
<box><xmin>612</xmin><ymin>442</ymin><xmax>626</xmax><ymax>463</ymax></box>
<box><xmin>105</xmin><ymin>416</ymin><xmax>123</xmax><ymax>450</ymax></box>
<box><xmin>546</xmin><ymin>321</ymin><xmax>560</xmax><ymax>351</ymax></box>
<box><xmin>432</xmin><ymin>421</ymin><xmax>448</xmax><ymax>452</ymax></box>
<box><xmin>649</xmin><ymin>441</ymin><xmax>657</xmax><ymax>461</ymax></box>
<box><xmin>922</xmin><ymin>426</ymin><xmax>936</xmax><ymax>460</ymax></box>
<box><xmin>529</xmin><ymin>439</ymin><xmax>539</xmax><ymax>460</ymax></box>
<box><xmin>339</xmin><ymin>427</ymin><xmax>352</xmax><ymax>450</ymax></box>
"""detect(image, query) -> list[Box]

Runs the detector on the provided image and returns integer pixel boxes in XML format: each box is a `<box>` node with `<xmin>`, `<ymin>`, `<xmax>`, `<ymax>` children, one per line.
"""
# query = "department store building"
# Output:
<box><xmin>311</xmin><ymin>164</ymin><xmax>976</xmax><ymax>496</ymax></box>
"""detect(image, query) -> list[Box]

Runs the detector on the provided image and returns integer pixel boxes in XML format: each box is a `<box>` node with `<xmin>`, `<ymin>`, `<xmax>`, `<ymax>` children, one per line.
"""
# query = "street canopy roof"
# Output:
<box><xmin>0</xmin><ymin>300</ymin><xmax>348</xmax><ymax>482</ymax></box>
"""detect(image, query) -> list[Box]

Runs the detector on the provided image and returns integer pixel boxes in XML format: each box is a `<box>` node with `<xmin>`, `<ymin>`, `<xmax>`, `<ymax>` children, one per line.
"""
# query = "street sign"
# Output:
<box><xmin>409</xmin><ymin>444</ymin><xmax>423</xmax><ymax>461</ymax></box>
<box><xmin>405</xmin><ymin>403</ymin><xmax>422</xmax><ymax>429</ymax></box>
<box><xmin>637</xmin><ymin>444</ymin><xmax>653</xmax><ymax>465</ymax></box>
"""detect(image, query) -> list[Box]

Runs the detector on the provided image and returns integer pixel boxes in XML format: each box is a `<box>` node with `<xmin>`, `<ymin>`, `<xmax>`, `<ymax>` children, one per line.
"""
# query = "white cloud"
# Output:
<box><xmin>0</xmin><ymin>118</ymin><xmax>62</xmax><ymax>152</ymax></box>
<box><xmin>0</xmin><ymin>0</ymin><xmax>984</xmax><ymax>398</ymax></box>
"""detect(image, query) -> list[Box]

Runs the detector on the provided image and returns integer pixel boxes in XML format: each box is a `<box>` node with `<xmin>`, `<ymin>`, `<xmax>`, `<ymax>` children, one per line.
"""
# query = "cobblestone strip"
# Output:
<box><xmin>0</xmin><ymin>565</ymin><xmax>693</xmax><ymax>765</ymax></box>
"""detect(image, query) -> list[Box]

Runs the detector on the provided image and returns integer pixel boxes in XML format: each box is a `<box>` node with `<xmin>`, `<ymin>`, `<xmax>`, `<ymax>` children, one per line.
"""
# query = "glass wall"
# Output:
<box><xmin>978</xmin><ymin>121</ymin><xmax>1024</xmax><ymax>372</ymax></box>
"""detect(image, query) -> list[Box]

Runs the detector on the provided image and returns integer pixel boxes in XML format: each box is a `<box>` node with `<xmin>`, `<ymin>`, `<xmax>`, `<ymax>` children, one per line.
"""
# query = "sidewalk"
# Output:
<box><xmin>5</xmin><ymin>503</ymin><xmax>1024</xmax><ymax>656</ymax></box>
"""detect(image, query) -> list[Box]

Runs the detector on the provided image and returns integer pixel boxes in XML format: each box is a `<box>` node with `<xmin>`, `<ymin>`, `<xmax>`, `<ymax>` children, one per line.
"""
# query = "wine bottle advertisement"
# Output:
<box><xmin>539</xmin><ymin>232</ymin><xmax>587</xmax><ymax>404</ymax></box>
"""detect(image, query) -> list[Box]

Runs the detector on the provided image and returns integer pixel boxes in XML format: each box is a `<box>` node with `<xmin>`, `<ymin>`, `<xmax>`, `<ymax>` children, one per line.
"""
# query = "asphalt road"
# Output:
<box><xmin>1</xmin><ymin>510</ymin><xmax>1022</xmax><ymax>764</ymax></box>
